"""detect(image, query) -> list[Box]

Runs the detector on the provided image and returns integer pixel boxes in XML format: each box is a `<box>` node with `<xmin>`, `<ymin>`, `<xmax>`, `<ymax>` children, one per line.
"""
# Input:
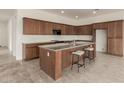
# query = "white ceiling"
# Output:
<box><xmin>41</xmin><ymin>9</ymin><xmax>123</xmax><ymax>20</ymax></box>
<box><xmin>0</xmin><ymin>9</ymin><xmax>16</xmax><ymax>21</ymax></box>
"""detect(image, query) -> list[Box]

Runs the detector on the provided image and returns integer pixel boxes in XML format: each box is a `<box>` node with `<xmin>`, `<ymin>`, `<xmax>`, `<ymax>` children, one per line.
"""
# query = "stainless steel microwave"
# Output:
<box><xmin>53</xmin><ymin>30</ymin><xmax>61</xmax><ymax>35</ymax></box>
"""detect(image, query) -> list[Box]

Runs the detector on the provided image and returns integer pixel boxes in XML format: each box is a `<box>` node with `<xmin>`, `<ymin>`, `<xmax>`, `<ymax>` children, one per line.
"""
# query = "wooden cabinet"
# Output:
<box><xmin>23</xmin><ymin>17</ymin><xmax>92</xmax><ymax>35</ymax></box>
<box><xmin>93</xmin><ymin>22</ymin><xmax>108</xmax><ymax>29</ymax></box>
<box><xmin>108</xmin><ymin>39</ymin><xmax>115</xmax><ymax>54</ymax></box>
<box><xmin>64</xmin><ymin>25</ymin><xmax>75</xmax><ymax>35</ymax></box>
<box><xmin>39</xmin><ymin>21</ymin><xmax>45</xmax><ymax>34</ymax></box>
<box><xmin>23</xmin><ymin>42</ymin><xmax>55</xmax><ymax>60</ymax></box>
<box><xmin>76</xmin><ymin>25</ymin><xmax>92</xmax><ymax>35</ymax></box>
<box><xmin>44</xmin><ymin>22</ymin><xmax>53</xmax><ymax>35</ymax></box>
<box><xmin>23</xmin><ymin>18</ymin><xmax>54</xmax><ymax>35</ymax></box>
<box><xmin>108</xmin><ymin>38</ymin><xmax>123</xmax><ymax>56</ymax></box>
<box><xmin>53</xmin><ymin>23</ymin><xmax>61</xmax><ymax>30</ymax></box>
<box><xmin>39</xmin><ymin>48</ymin><xmax>54</xmax><ymax>77</ymax></box>
<box><xmin>23</xmin><ymin>44</ymin><xmax>39</xmax><ymax>60</ymax></box>
<box><xmin>39</xmin><ymin>48</ymin><xmax>62</xmax><ymax>80</ymax></box>
<box><xmin>107</xmin><ymin>20</ymin><xmax>123</xmax><ymax>56</ymax></box>
<box><xmin>60</xmin><ymin>24</ymin><xmax>66</xmax><ymax>35</ymax></box>
<box><xmin>108</xmin><ymin>20</ymin><xmax>123</xmax><ymax>38</ymax></box>
<box><xmin>23</xmin><ymin>18</ymin><xmax>40</xmax><ymax>35</ymax></box>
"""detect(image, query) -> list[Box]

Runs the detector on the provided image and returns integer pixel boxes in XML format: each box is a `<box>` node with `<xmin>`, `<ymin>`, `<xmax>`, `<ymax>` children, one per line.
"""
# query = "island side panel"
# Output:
<box><xmin>39</xmin><ymin>47</ymin><xmax>53</xmax><ymax>78</ymax></box>
<box><xmin>39</xmin><ymin>47</ymin><xmax>62</xmax><ymax>80</ymax></box>
<box><xmin>54</xmin><ymin>51</ymin><xmax>62</xmax><ymax>80</ymax></box>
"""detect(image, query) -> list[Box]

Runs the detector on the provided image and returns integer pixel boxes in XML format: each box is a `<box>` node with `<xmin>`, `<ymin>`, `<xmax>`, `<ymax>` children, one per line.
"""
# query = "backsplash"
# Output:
<box><xmin>22</xmin><ymin>35</ymin><xmax>93</xmax><ymax>43</ymax></box>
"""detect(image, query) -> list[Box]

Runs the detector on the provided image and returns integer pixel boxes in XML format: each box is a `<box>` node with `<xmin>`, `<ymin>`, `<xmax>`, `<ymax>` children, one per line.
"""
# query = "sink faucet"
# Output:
<box><xmin>73</xmin><ymin>40</ymin><xmax>76</xmax><ymax>46</ymax></box>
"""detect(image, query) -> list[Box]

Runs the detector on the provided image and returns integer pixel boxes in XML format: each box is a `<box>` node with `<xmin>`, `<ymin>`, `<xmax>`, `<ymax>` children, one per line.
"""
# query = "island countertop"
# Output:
<box><xmin>39</xmin><ymin>41</ymin><xmax>95</xmax><ymax>51</ymax></box>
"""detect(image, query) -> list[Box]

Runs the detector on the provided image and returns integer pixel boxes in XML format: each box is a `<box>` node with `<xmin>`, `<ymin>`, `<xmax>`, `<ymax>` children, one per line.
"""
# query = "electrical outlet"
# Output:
<box><xmin>47</xmin><ymin>52</ymin><xmax>50</xmax><ymax>56</ymax></box>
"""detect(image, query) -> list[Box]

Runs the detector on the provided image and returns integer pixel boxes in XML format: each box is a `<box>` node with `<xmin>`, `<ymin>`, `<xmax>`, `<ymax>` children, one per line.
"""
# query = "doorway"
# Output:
<box><xmin>96</xmin><ymin>29</ymin><xmax>107</xmax><ymax>53</ymax></box>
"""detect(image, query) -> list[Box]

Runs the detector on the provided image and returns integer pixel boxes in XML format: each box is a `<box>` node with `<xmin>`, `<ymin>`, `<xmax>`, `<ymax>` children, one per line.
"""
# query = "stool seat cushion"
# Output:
<box><xmin>72</xmin><ymin>50</ymin><xmax>85</xmax><ymax>56</ymax></box>
<box><xmin>85</xmin><ymin>47</ymin><xmax>94</xmax><ymax>51</ymax></box>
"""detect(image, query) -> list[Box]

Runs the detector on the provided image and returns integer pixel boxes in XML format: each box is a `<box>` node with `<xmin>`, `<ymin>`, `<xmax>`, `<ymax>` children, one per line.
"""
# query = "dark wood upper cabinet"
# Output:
<box><xmin>76</xmin><ymin>25</ymin><xmax>92</xmax><ymax>35</ymax></box>
<box><xmin>39</xmin><ymin>20</ymin><xmax>45</xmax><ymax>35</ymax></box>
<box><xmin>60</xmin><ymin>24</ymin><xmax>66</xmax><ymax>35</ymax></box>
<box><xmin>44</xmin><ymin>22</ymin><xmax>53</xmax><ymax>35</ymax></box>
<box><xmin>23</xmin><ymin>18</ymin><xmax>36</xmax><ymax>35</ymax></box>
<box><xmin>64</xmin><ymin>25</ymin><xmax>75</xmax><ymax>35</ymax></box>
<box><xmin>93</xmin><ymin>22</ymin><xmax>108</xmax><ymax>30</ymax></box>
<box><xmin>108</xmin><ymin>20</ymin><xmax>123</xmax><ymax>38</ymax></box>
<box><xmin>53</xmin><ymin>23</ymin><xmax>61</xmax><ymax>30</ymax></box>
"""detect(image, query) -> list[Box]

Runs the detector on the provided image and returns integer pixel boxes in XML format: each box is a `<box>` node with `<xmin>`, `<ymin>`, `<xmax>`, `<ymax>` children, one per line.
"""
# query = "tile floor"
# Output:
<box><xmin>0</xmin><ymin>47</ymin><xmax>124</xmax><ymax>83</ymax></box>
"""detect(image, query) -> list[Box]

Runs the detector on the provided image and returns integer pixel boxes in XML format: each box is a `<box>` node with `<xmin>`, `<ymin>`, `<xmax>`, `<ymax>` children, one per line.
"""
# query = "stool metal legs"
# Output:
<box><xmin>71</xmin><ymin>54</ymin><xmax>85</xmax><ymax>72</ymax></box>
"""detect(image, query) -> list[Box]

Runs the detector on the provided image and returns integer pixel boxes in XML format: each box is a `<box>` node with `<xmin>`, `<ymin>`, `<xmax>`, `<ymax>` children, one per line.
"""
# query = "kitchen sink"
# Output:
<box><xmin>49</xmin><ymin>43</ymin><xmax>82</xmax><ymax>50</ymax></box>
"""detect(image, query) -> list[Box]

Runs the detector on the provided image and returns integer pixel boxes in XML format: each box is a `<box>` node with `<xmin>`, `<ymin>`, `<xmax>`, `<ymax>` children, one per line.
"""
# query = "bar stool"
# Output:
<box><xmin>84</xmin><ymin>46</ymin><xmax>94</xmax><ymax>62</ymax></box>
<box><xmin>71</xmin><ymin>50</ymin><xmax>85</xmax><ymax>72</ymax></box>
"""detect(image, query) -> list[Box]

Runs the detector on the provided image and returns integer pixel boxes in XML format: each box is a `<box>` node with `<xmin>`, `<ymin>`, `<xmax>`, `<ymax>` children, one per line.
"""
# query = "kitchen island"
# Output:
<box><xmin>39</xmin><ymin>41</ymin><xmax>96</xmax><ymax>80</ymax></box>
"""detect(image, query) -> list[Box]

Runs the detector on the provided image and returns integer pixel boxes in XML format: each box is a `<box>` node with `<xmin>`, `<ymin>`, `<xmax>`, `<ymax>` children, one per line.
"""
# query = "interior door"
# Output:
<box><xmin>96</xmin><ymin>29</ymin><xmax>107</xmax><ymax>52</ymax></box>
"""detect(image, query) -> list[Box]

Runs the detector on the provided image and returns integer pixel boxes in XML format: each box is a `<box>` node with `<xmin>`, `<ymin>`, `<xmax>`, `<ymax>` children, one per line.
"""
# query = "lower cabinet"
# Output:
<box><xmin>23</xmin><ymin>42</ymin><xmax>55</xmax><ymax>60</ymax></box>
<box><xmin>23</xmin><ymin>44</ymin><xmax>39</xmax><ymax>60</ymax></box>
<box><xmin>108</xmin><ymin>38</ymin><xmax>123</xmax><ymax>56</ymax></box>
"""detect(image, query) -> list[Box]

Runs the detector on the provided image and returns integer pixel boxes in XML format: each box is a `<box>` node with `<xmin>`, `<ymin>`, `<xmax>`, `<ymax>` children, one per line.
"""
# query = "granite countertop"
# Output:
<box><xmin>39</xmin><ymin>41</ymin><xmax>95</xmax><ymax>51</ymax></box>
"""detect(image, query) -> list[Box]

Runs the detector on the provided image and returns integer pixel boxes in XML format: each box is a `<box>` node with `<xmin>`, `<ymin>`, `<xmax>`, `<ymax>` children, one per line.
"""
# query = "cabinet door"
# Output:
<box><xmin>23</xmin><ymin>18</ymin><xmax>40</xmax><ymax>35</ymax></box>
<box><xmin>44</xmin><ymin>22</ymin><xmax>53</xmax><ymax>35</ymax></box>
<box><xmin>108</xmin><ymin>39</ymin><xmax>115</xmax><ymax>54</ymax></box>
<box><xmin>108</xmin><ymin>21</ymin><xmax>123</xmax><ymax>38</ymax></box>
<box><xmin>114</xmin><ymin>39</ymin><xmax>123</xmax><ymax>56</ymax></box>
<box><xmin>114</xmin><ymin>20</ymin><xmax>123</xmax><ymax>38</ymax></box>
<box><xmin>23</xmin><ymin>18</ymin><xmax>34</xmax><ymax>35</ymax></box>
<box><xmin>65</xmin><ymin>25</ymin><xmax>75</xmax><ymax>35</ymax></box>
<box><xmin>84</xmin><ymin>25</ymin><xmax>92</xmax><ymax>35</ymax></box>
<box><xmin>76</xmin><ymin>25</ymin><xmax>92</xmax><ymax>35</ymax></box>
<box><xmin>25</xmin><ymin>47</ymin><xmax>35</xmax><ymax>60</ymax></box>
<box><xmin>61</xmin><ymin>24</ymin><xmax>66</xmax><ymax>35</ymax></box>
<box><xmin>33</xmin><ymin>46</ymin><xmax>39</xmax><ymax>58</ymax></box>
<box><xmin>39</xmin><ymin>48</ymin><xmax>55</xmax><ymax>77</ymax></box>
<box><xmin>33</xmin><ymin>20</ymin><xmax>40</xmax><ymax>35</ymax></box>
<box><xmin>53</xmin><ymin>23</ymin><xmax>61</xmax><ymax>30</ymax></box>
<box><xmin>93</xmin><ymin>23</ymin><xmax>108</xmax><ymax>29</ymax></box>
<box><xmin>39</xmin><ymin>21</ymin><xmax>45</xmax><ymax>35</ymax></box>
<box><xmin>108</xmin><ymin>38</ymin><xmax>123</xmax><ymax>56</ymax></box>
<box><xmin>108</xmin><ymin>22</ymin><xmax>116</xmax><ymax>38</ymax></box>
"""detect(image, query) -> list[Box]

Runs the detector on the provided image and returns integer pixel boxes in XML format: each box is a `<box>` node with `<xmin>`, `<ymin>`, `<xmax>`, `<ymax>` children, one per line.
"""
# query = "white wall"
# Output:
<box><xmin>96</xmin><ymin>29</ymin><xmax>107</xmax><ymax>52</ymax></box>
<box><xmin>8</xmin><ymin>15</ymin><xmax>17</xmax><ymax>56</ymax></box>
<box><xmin>0</xmin><ymin>21</ymin><xmax>8</xmax><ymax>47</ymax></box>
<box><xmin>18</xmin><ymin>9</ymin><xmax>78</xmax><ymax>25</ymax></box>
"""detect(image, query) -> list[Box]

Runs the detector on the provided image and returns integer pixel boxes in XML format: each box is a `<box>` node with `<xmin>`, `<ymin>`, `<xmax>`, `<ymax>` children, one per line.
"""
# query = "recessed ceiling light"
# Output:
<box><xmin>61</xmin><ymin>10</ymin><xmax>64</xmax><ymax>14</ymax></box>
<box><xmin>75</xmin><ymin>16</ymin><xmax>79</xmax><ymax>19</ymax></box>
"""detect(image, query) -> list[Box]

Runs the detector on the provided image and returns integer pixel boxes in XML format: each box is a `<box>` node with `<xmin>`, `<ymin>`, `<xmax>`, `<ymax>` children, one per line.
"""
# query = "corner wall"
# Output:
<box><xmin>0</xmin><ymin>21</ymin><xmax>8</xmax><ymax>47</ymax></box>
